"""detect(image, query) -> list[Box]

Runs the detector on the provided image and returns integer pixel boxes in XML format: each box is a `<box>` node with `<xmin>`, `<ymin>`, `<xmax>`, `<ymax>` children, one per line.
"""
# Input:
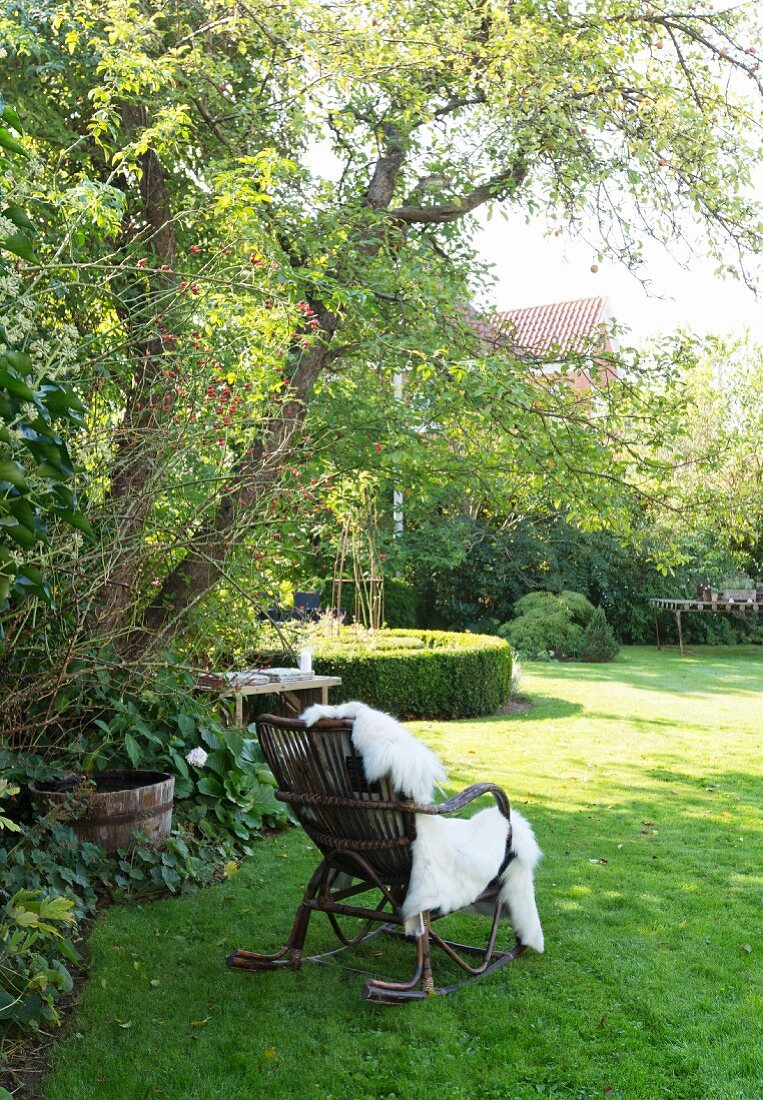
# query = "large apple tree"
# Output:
<box><xmin>2</xmin><ymin>0</ymin><xmax>763</xmax><ymax>661</ymax></box>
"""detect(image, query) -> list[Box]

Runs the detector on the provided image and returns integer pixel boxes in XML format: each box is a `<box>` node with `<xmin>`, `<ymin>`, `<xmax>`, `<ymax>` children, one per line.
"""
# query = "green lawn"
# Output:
<box><xmin>43</xmin><ymin>646</ymin><xmax>762</xmax><ymax>1100</ymax></box>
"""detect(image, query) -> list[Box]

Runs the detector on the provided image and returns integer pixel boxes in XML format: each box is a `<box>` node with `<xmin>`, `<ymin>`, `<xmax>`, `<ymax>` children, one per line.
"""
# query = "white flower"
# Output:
<box><xmin>185</xmin><ymin>747</ymin><xmax>208</xmax><ymax>768</ymax></box>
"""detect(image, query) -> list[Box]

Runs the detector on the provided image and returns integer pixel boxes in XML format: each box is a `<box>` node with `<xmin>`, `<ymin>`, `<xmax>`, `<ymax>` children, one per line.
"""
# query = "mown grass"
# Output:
<box><xmin>43</xmin><ymin>646</ymin><xmax>762</xmax><ymax>1100</ymax></box>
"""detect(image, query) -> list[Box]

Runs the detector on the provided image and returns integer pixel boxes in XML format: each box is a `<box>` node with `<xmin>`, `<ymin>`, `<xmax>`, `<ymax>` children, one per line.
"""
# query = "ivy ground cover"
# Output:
<box><xmin>42</xmin><ymin>647</ymin><xmax>762</xmax><ymax>1100</ymax></box>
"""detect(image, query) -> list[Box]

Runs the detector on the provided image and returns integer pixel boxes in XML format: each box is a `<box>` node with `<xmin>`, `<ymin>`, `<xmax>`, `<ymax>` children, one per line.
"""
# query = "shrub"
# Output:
<box><xmin>0</xmin><ymin>889</ymin><xmax>78</xmax><ymax>1034</ymax></box>
<box><xmin>382</xmin><ymin>579</ymin><xmax>421</xmax><ymax>628</ymax></box>
<box><xmin>513</xmin><ymin>590</ymin><xmax>595</xmax><ymax>626</ymax></box>
<box><xmin>317</xmin><ymin>578</ymin><xmax>421</xmax><ymax>628</ymax></box>
<box><xmin>0</xmin><ymin>662</ymin><xmax>290</xmax><ymax>1002</ymax></box>
<box><xmin>53</xmin><ymin>664</ymin><xmax>288</xmax><ymax>839</ymax></box>
<box><xmin>498</xmin><ymin>590</ymin><xmax>594</xmax><ymax>660</ymax></box>
<box><xmin>0</xmin><ymin>778</ymin><xmax>78</xmax><ymax>1036</ymax></box>
<box><xmin>499</xmin><ymin>610</ymin><xmax>583</xmax><ymax>661</ymax></box>
<box><xmin>257</xmin><ymin>629</ymin><xmax>512</xmax><ymax>719</ymax></box>
<box><xmin>578</xmin><ymin>606</ymin><xmax>620</xmax><ymax>662</ymax></box>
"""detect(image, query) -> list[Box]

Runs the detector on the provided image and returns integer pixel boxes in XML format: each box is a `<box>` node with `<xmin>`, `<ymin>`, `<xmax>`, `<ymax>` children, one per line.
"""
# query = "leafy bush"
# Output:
<box><xmin>0</xmin><ymin>816</ymin><xmax>106</xmax><ymax>923</ymax></box>
<box><xmin>498</xmin><ymin>591</ymin><xmax>594</xmax><ymax>660</ymax></box>
<box><xmin>181</xmin><ymin>727</ymin><xmax>283</xmax><ymax>843</ymax></box>
<box><xmin>47</xmin><ymin>664</ymin><xmax>288</xmax><ymax>839</ymax></box>
<box><xmin>0</xmin><ymin>777</ymin><xmax>78</xmax><ymax>1036</ymax></box>
<box><xmin>0</xmin><ymin>662</ymin><xmax>289</xmax><ymax>1025</ymax></box>
<box><xmin>257</xmin><ymin>629</ymin><xmax>511</xmax><ymax>719</ymax></box>
<box><xmin>0</xmin><ymin>889</ymin><xmax>77</xmax><ymax>1033</ymax></box>
<box><xmin>513</xmin><ymin>590</ymin><xmax>595</xmax><ymax>626</ymax></box>
<box><xmin>381</xmin><ymin>579</ymin><xmax>421</xmax><ymax>628</ymax></box>
<box><xmin>578</xmin><ymin>606</ymin><xmax>620</xmax><ymax>662</ymax></box>
<box><xmin>0</xmin><ymin>95</ymin><xmax>90</xmax><ymax>617</ymax></box>
<box><xmin>499</xmin><ymin>609</ymin><xmax>583</xmax><ymax>661</ymax></box>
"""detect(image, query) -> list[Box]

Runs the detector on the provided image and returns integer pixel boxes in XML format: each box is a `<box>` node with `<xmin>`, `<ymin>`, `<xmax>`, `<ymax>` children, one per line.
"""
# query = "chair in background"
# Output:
<box><xmin>293</xmin><ymin>591</ymin><xmax>321</xmax><ymax>621</ymax></box>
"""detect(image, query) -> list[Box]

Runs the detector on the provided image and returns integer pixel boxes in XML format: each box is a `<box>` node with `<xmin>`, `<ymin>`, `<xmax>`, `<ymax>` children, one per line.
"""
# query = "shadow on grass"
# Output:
<box><xmin>479</xmin><ymin>697</ymin><xmax>585</xmax><ymax>722</ymax></box>
<box><xmin>42</xmin><ymin>763</ymin><xmax>763</xmax><ymax>1100</ymax></box>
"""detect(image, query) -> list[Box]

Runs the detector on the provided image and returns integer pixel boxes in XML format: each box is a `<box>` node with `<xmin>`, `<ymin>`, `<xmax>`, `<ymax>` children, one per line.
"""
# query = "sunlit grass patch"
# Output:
<box><xmin>43</xmin><ymin>646</ymin><xmax>762</xmax><ymax>1100</ymax></box>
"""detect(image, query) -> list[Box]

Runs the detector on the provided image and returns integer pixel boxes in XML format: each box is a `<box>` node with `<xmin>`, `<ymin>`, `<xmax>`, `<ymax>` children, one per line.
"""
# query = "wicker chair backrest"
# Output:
<box><xmin>257</xmin><ymin>715</ymin><xmax>415</xmax><ymax>882</ymax></box>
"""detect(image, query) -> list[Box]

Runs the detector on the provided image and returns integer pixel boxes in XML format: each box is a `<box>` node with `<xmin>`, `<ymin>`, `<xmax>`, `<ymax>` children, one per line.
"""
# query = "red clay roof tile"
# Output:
<box><xmin>497</xmin><ymin>296</ymin><xmax>610</xmax><ymax>354</ymax></box>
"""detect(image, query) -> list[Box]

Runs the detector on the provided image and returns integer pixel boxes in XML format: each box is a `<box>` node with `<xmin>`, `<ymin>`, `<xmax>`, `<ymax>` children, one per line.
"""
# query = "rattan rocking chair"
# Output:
<box><xmin>227</xmin><ymin>714</ymin><xmax>527</xmax><ymax>1003</ymax></box>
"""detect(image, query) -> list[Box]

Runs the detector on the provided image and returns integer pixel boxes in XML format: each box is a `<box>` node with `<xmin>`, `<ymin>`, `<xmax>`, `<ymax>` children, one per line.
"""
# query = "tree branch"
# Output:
<box><xmin>388</xmin><ymin>157</ymin><xmax>527</xmax><ymax>224</ymax></box>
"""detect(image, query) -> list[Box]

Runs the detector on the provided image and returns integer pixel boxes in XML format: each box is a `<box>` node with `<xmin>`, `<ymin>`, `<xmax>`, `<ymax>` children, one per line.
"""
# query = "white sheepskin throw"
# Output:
<box><xmin>301</xmin><ymin>701</ymin><xmax>544</xmax><ymax>953</ymax></box>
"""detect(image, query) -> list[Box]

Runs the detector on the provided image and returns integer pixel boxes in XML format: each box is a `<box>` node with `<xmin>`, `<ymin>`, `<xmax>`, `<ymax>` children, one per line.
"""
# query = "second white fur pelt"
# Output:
<box><xmin>301</xmin><ymin>701</ymin><xmax>544</xmax><ymax>953</ymax></box>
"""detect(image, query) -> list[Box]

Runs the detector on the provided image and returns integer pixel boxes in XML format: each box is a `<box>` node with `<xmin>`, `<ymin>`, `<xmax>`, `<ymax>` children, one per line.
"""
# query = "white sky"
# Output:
<box><xmin>473</xmin><ymin>209</ymin><xmax>763</xmax><ymax>347</ymax></box>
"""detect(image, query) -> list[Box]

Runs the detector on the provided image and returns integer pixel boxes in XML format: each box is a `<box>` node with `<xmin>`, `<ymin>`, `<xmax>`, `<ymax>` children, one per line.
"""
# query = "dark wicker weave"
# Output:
<box><xmin>227</xmin><ymin>715</ymin><xmax>528</xmax><ymax>1003</ymax></box>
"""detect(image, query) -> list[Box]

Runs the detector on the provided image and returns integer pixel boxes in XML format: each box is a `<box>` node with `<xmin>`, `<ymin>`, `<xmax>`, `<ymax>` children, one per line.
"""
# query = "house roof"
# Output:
<box><xmin>496</xmin><ymin>296</ymin><xmax>612</xmax><ymax>355</ymax></box>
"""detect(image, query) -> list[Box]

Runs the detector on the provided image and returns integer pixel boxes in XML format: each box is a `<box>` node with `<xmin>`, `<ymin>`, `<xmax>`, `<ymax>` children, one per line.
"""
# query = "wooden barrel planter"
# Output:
<box><xmin>29</xmin><ymin>770</ymin><xmax>174</xmax><ymax>852</ymax></box>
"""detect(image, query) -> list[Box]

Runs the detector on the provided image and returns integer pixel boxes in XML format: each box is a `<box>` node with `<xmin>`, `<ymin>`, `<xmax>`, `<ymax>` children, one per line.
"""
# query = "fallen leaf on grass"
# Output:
<box><xmin>741</xmin><ymin>944</ymin><xmax>752</xmax><ymax>953</ymax></box>
<box><xmin>114</xmin><ymin>1019</ymin><xmax>132</xmax><ymax>1028</ymax></box>
<box><xmin>190</xmin><ymin>1017</ymin><xmax>211</xmax><ymax>1027</ymax></box>
<box><xmin>589</xmin><ymin>858</ymin><xmax>608</xmax><ymax>865</ymax></box>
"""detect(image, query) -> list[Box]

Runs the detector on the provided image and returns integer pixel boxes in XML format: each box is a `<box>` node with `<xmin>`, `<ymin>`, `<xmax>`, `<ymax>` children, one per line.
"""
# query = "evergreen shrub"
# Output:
<box><xmin>497</xmin><ymin>591</ymin><xmax>594</xmax><ymax>659</ymax></box>
<box><xmin>259</xmin><ymin>630</ymin><xmax>512</xmax><ymax>719</ymax></box>
<box><xmin>578</xmin><ymin>606</ymin><xmax>620</xmax><ymax>662</ymax></box>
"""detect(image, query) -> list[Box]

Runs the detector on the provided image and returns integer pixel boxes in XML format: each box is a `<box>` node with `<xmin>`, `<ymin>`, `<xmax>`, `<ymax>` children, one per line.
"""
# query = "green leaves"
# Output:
<box><xmin>0</xmin><ymin>458</ymin><xmax>29</xmax><ymax>490</ymax></box>
<box><xmin>0</xmin><ymin>888</ymin><xmax>78</xmax><ymax>1032</ymax></box>
<box><xmin>0</xmin><ymin>125</ymin><xmax>27</xmax><ymax>157</ymax></box>
<box><xmin>0</xmin><ymin>142</ymin><xmax>90</xmax><ymax>611</ymax></box>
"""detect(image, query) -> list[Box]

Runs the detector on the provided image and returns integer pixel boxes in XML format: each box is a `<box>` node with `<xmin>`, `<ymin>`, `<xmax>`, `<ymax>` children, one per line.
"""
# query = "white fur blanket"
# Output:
<box><xmin>301</xmin><ymin>701</ymin><xmax>544</xmax><ymax>952</ymax></box>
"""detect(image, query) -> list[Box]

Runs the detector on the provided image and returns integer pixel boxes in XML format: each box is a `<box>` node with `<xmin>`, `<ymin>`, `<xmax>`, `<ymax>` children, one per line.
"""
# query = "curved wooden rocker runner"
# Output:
<box><xmin>227</xmin><ymin>715</ymin><xmax>530</xmax><ymax>1003</ymax></box>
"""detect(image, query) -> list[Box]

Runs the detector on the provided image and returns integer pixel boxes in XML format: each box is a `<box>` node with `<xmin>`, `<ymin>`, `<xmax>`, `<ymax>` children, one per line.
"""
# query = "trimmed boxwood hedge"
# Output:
<box><xmin>258</xmin><ymin>630</ymin><xmax>512</xmax><ymax>720</ymax></box>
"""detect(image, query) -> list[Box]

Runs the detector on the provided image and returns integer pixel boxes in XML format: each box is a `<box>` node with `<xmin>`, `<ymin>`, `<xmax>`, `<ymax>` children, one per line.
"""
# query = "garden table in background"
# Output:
<box><xmin>197</xmin><ymin>669</ymin><xmax>341</xmax><ymax>727</ymax></box>
<box><xmin>651</xmin><ymin>591</ymin><xmax>762</xmax><ymax>656</ymax></box>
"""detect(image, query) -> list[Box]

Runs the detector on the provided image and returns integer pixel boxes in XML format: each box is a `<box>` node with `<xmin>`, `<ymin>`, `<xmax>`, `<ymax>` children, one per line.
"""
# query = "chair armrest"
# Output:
<box><xmin>415</xmin><ymin>782</ymin><xmax>510</xmax><ymax>822</ymax></box>
<box><xmin>276</xmin><ymin>782</ymin><xmax>510</xmax><ymax>820</ymax></box>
